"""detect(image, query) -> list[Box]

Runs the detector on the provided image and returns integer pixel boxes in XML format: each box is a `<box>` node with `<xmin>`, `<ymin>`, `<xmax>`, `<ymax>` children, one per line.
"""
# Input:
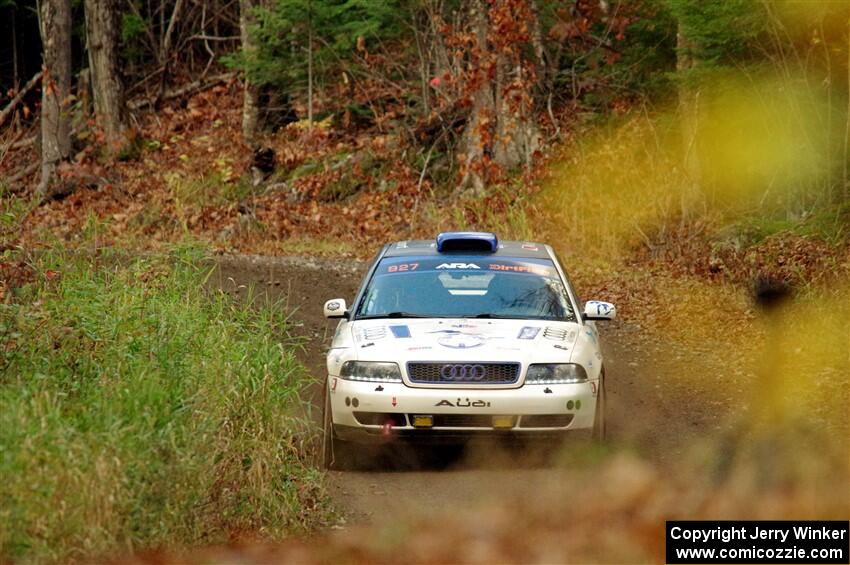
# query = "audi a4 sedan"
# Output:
<box><xmin>322</xmin><ymin>232</ymin><xmax>616</xmax><ymax>469</ymax></box>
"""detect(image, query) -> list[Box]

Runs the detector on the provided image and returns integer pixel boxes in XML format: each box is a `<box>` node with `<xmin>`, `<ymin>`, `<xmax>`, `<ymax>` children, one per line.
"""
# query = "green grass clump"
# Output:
<box><xmin>0</xmin><ymin>248</ymin><xmax>330</xmax><ymax>563</ymax></box>
<box><xmin>728</xmin><ymin>201</ymin><xmax>850</xmax><ymax>246</ymax></box>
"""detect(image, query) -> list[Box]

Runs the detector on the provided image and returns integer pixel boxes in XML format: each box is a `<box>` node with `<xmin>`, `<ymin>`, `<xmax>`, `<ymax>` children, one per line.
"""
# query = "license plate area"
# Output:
<box><xmin>412</xmin><ymin>414</ymin><xmax>434</xmax><ymax>428</ymax></box>
<box><xmin>408</xmin><ymin>414</ymin><xmax>518</xmax><ymax>429</ymax></box>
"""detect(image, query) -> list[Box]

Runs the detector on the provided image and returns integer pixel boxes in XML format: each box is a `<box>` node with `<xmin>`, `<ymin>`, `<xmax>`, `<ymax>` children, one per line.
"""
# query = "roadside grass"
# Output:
<box><xmin>1</xmin><ymin>186</ymin><xmax>40</xmax><ymax>246</ymax></box>
<box><xmin>539</xmin><ymin>91</ymin><xmax>848</xmax><ymax>276</ymax></box>
<box><xmin>264</xmin><ymin>236</ymin><xmax>359</xmax><ymax>257</ymax></box>
<box><xmin>726</xmin><ymin>201</ymin><xmax>850</xmax><ymax>246</ymax></box>
<box><xmin>539</xmin><ymin>115</ymin><xmax>691</xmax><ymax>270</ymax></box>
<box><xmin>0</xmin><ymin>247</ymin><xmax>332</xmax><ymax>563</ymax></box>
<box><xmin>165</xmin><ymin>170</ymin><xmax>255</xmax><ymax>210</ymax></box>
<box><xmin>416</xmin><ymin>183</ymin><xmax>543</xmax><ymax>245</ymax></box>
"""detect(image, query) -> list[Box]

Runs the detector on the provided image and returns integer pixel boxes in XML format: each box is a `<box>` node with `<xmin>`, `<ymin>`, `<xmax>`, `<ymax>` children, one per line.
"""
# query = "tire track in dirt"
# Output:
<box><xmin>212</xmin><ymin>254</ymin><xmax>731</xmax><ymax>527</ymax></box>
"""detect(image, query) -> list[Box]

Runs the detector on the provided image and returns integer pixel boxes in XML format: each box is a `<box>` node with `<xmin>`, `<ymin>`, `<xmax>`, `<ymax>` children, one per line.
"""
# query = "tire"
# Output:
<box><xmin>592</xmin><ymin>371</ymin><xmax>607</xmax><ymax>442</ymax></box>
<box><xmin>322</xmin><ymin>385</ymin><xmax>350</xmax><ymax>470</ymax></box>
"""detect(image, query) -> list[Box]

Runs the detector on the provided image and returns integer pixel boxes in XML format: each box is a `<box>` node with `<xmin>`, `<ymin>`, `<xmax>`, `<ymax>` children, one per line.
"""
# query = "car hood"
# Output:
<box><xmin>327</xmin><ymin>317</ymin><xmax>589</xmax><ymax>375</ymax></box>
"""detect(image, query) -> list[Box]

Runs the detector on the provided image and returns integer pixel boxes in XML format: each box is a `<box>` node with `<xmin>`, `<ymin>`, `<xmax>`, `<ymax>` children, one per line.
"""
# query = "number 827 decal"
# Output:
<box><xmin>386</xmin><ymin>263</ymin><xmax>419</xmax><ymax>273</ymax></box>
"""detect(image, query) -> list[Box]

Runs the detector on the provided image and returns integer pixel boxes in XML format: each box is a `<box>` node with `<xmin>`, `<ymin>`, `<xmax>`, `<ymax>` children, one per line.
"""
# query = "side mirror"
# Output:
<box><xmin>324</xmin><ymin>298</ymin><xmax>349</xmax><ymax>319</ymax></box>
<box><xmin>584</xmin><ymin>300</ymin><xmax>616</xmax><ymax>321</ymax></box>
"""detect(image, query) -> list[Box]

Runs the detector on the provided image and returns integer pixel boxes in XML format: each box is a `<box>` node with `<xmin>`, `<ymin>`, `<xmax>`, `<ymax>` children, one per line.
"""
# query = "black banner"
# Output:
<box><xmin>666</xmin><ymin>521</ymin><xmax>849</xmax><ymax>564</ymax></box>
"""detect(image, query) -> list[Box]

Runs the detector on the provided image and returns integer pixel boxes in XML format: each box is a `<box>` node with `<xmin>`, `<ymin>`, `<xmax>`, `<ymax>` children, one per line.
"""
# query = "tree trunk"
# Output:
<box><xmin>459</xmin><ymin>0</ymin><xmax>492</xmax><ymax>194</ymax></box>
<box><xmin>240</xmin><ymin>0</ymin><xmax>261</xmax><ymax>145</ymax></box>
<box><xmin>85</xmin><ymin>0</ymin><xmax>126</xmax><ymax>150</ymax></box>
<box><xmin>37</xmin><ymin>0</ymin><xmax>73</xmax><ymax>199</ymax></box>
<box><xmin>307</xmin><ymin>14</ymin><xmax>313</xmax><ymax>128</ymax></box>
<box><xmin>460</xmin><ymin>0</ymin><xmax>540</xmax><ymax>195</ymax></box>
<box><xmin>843</xmin><ymin>11</ymin><xmax>849</xmax><ymax>202</ymax></box>
<box><xmin>12</xmin><ymin>8</ymin><xmax>19</xmax><ymax>90</ymax></box>
<box><xmin>677</xmin><ymin>21</ymin><xmax>701</xmax><ymax>218</ymax></box>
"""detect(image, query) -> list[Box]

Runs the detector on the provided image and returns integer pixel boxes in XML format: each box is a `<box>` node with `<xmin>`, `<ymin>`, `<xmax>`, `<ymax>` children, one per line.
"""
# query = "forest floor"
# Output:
<box><xmin>6</xmin><ymin>81</ymin><xmax>440</xmax><ymax>257</ymax></box>
<box><xmin>3</xmin><ymin>84</ymin><xmax>850</xmax><ymax>562</ymax></box>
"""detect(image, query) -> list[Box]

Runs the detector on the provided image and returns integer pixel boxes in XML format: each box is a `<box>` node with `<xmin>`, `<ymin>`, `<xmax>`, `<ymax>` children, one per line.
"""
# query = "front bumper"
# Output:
<box><xmin>328</xmin><ymin>376</ymin><xmax>597</xmax><ymax>443</ymax></box>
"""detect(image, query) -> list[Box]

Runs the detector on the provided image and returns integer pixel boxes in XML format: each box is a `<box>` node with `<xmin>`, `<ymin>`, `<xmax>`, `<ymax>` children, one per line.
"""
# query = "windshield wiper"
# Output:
<box><xmin>358</xmin><ymin>311</ymin><xmax>430</xmax><ymax>319</ymax></box>
<box><xmin>469</xmin><ymin>313</ymin><xmax>526</xmax><ymax>319</ymax></box>
<box><xmin>467</xmin><ymin>314</ymin><xmax>567</xmax><ymax>320</ymax></box>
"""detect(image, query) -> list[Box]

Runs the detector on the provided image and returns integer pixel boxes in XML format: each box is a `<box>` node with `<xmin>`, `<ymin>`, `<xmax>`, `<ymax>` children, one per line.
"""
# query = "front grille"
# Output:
<box><xmin>432</xmin><ymin>414</ymin><xmax>495</xmax><ymax>428</ymax></box>
<box><xmin>353</xmin><ymin>412</ymin><xmax>407</xmax><ymax>426</ymax></box>
<box><xmin>407</xmin><ymin>362</ymin><xmax>520</xmax><ymax>384</ymax></box>
<box><xmin>519</xmin><ymin>414</ymin><xmax>574</xmax><ymax>428</ymax></box>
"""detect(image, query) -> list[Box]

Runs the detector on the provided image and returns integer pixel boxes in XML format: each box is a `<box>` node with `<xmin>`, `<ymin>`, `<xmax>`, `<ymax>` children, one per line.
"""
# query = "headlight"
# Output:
<box><xmin>525</xmin><ymin>363</ymin><xmax>588</xmax><ymax>384</ymax></box>
<box><xmin>340</xmin><ymin>361</ymin><xmax>402</xmax><ymax>382</ymax></box>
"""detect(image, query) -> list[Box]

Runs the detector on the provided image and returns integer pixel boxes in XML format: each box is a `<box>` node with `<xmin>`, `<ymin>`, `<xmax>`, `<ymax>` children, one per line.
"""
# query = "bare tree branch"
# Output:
<box><xmin>0</xmin><ymin>71</ymin><xmax>43</xmax><ymax>128</ymax></box>
<box><xmin>188</xmin><ymin>34</ymin><xmax>240</xmax><ymax>41</ymax></box>
<box><xmin>160</xmin><ymin>0</ymin><xmax>185</xmax><ymax>62</ymax></box>
<box><xmin>7</xmin><ymin>160</ymin><xmax>40</xmax><ymax>185</ymax></box>
<box><xmin>128</xmin><ymin>72</ymin><xmax>235</xmax><ymax>110</ymax></box>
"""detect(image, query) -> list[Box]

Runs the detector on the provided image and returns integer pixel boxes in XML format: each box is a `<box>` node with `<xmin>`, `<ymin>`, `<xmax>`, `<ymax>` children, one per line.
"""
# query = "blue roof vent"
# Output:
<box><xmin>436</xmin><ymin>231</ymin><xmax>498</xmax><ymax>253</ymax></box>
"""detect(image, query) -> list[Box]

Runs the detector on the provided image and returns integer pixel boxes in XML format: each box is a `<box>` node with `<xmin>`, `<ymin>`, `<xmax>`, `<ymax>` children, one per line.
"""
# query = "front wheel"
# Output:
<box><xmin>592</xmin><ymin>372</ymin><xmax>607</xmax><ymax>441</ymax></box>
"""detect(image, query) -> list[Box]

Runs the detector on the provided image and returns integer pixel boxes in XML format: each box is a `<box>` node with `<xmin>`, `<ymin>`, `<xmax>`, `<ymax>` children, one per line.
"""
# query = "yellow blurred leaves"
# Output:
<box><xmin>696</xmin><ymin>76</ymin><xmax>834</xmax><ymax>211</ymax></box>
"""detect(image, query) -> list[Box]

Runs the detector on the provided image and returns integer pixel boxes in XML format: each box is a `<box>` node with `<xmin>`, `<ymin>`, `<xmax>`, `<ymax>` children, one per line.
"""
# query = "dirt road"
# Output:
<box><xmin>212</xmin><ymin>254</ymin><xmax>739</xmax><ymax>529</ymax></box>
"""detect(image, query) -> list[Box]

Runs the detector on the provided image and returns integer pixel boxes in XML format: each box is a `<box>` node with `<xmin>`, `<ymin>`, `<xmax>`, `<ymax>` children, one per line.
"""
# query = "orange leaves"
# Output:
<box><xmin>488</xmin><ymin>0</ymin><xmax>533</xmax><ymax>49</ymax></box>
<box><xmin>43</xmin><ymin>80</ymin><xmax>57</xmax><ymax>99</ymax></box>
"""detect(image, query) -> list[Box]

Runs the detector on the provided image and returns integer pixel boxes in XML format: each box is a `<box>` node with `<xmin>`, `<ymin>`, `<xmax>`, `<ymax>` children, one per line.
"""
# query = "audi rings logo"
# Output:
<box><xmin>440</xmin><ymin>364</ymin><xmax>487</xmax><ymax>381</ymax></box>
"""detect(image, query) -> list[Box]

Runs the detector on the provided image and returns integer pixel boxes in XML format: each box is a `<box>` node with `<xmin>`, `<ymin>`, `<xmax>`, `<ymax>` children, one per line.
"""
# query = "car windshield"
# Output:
<box><xmin>355</xmin><ymin>255</ymin><xmax>575</xmax><ymax>321</ymax></box>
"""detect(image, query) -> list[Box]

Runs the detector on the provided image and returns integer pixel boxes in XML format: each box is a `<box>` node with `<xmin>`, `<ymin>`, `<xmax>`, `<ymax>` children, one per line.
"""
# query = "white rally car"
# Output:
<box><xmin>322</xmin><ymin>232</ymin><xmax>615</xmax><ymax>469</ymax></box>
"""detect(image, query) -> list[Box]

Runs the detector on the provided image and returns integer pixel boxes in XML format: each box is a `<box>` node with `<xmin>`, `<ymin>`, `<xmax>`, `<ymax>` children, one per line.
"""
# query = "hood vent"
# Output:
<box><xmin>543</xmin><ymin>327</ymin><xmax>568</xmax><ymax>341</ymax></box>
<box><xmin>359</xmin><ymin>326</ymin><xmax>387</xmax><ymax>341</ymax></box>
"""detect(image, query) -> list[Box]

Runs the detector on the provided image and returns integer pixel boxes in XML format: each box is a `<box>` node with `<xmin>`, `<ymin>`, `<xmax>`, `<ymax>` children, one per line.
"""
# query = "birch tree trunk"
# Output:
<box><xmin>85</xmin><ymin>0</ymin><xmax>126</xmax><ymax>149</ymax></box>
<box><xmin>240</xmin><ymin>0</ymin><xmax>261</xmax><ymax>145</ymax></box>
<box><xmin>37</xmin><ymin>0</ymin><xmax>72</xmax><ymax>199</ymax></box>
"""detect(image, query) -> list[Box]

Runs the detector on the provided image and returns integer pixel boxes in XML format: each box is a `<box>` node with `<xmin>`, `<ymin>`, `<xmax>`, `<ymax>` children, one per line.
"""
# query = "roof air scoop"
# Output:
<box><xmin>436</xmin><ymin>232</ymin><xmax>499</xmax><ymax>253</ymax></box>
